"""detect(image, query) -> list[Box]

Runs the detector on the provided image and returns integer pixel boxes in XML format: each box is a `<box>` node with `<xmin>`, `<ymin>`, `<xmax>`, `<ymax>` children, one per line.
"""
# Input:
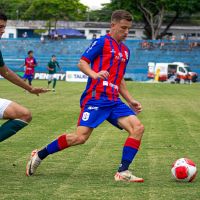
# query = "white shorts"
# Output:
<box><xmin>48</xmin><ymin>74</ymin><xmax>57</xmax><ymax>81</ymax></box>
<box><xmin>0</xmin><ymin>98</ymin><xmax>12</xmax><ymax>119</ymax></box>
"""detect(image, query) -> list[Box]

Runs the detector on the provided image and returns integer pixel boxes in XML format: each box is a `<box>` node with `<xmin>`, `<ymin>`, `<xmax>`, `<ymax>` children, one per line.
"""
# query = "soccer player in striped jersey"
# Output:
<box><xmin>22</xmin><ymin>50</ymin><xmax>37</xmax><ymax>86</ymax></box>
<box><xmin>0</xmin><ymin>13</ymin><xmax>48</xmax><ymax>143</ymax></box>
<box><xmin>26</xmin><ymin>10</ymin><xmax>145</xmax><ymax>182</ymax></box>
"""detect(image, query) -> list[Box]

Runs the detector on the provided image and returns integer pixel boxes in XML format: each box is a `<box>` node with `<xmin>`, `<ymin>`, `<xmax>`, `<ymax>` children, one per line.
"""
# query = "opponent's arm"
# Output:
<box><xmin>119</xmin><ymin>78</ymin><xmax>142</xmax><ymax>114</ymax></box>
<box><xmin>78</xmin><ymin>59</ymin><xmax>109</xmax><ymax>80</ymax></box>
<box><xmin>0</xmin><ymin>65</ymin><xmax>48</xmax><ymax>95</ymax></box>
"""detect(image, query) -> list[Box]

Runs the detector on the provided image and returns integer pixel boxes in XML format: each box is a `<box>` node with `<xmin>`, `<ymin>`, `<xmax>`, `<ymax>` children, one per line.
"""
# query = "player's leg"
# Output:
<box><xmin>107</xmin><ymin>101</ymin><xmax>144</xmax><ymax>182</ymax></box>
<box><xmin>26</xmin><ymin>105</ymin><xmax>111</xmax><ymax>176</ymax></box>
<box><xmin>26</xmin><ymin>126</ymin><xmax>93</xmax><ymax>176</ymax></box>
<box><xmin>52</xmin><ymin>78</ymin><xmax>57</xmax><ymax>92</ymax></box>
<box><xmin>47</xmin><ymin>74</ymin><xmax>52</xmax><ymax>88</ymax></box>
<box><xmin>28</xmin><ymin>75</ymin><xmax>33</xmax><ymax>86</ymax></box>
<box><xmin>115</xmin><ymin>115</ymin><xmax>144</xmax><ymax>182</ymax></box>
<box><xmin>0</xmin><ymin>99</ymin><xmax>32</xmax><ymax>142</ymax></box>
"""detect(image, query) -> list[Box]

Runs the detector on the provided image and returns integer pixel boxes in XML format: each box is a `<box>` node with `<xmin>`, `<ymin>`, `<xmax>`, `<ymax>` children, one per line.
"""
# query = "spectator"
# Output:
<box><xmin>22</xmin><ymin>31</ymin><xmax>28</xmax><ymax>38</ymax></box>
<box><xmin>40</xmin><ymin>35</ymin><xmax>45</xmax><ymax>43</ymax></box>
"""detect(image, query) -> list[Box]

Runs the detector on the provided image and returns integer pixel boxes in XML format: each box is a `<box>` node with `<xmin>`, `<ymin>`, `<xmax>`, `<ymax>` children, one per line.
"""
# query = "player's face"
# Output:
<box><xmin>111</xmin><ymin>19</ymin><xmax>132</xmax><ymax>42</ymax></box>
<box><xmin>29</xmin><ymin>53</ymin><xmax>33</xmax><ymax>57</ymax></box>
<box><xmin>0</xmin><ymin>20</ymin><xmax>6</xmax><ymax>38</ymax></box>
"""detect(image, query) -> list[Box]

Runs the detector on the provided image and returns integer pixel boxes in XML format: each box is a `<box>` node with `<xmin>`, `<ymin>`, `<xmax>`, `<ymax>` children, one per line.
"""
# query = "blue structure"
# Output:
<box><xmin>1</xmin><ymin>38</ymin><xmax>200</xmax><ymax>81</ymax></box>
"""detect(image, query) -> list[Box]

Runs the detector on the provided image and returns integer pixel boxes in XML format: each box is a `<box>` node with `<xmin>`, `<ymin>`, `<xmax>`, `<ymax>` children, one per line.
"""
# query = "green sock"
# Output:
<box><xmin>0</xmin><ymin>119</ymin><xmax>28</xmax><ymax>142</ymax></box>
<box><xmin>53</xmin><ymin>79</ymin><xmax>57</xmax><ymax>89</ymax></box>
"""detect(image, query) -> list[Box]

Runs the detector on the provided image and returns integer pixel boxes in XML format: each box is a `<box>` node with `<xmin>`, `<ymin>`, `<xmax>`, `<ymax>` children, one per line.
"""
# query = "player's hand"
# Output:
<box><xmin>94</xmin><ymin>70</ymin><xmax>109</xmax><ymax>80</ymax></box>
<box><xmin>29</xmin><ymin>87</ymin><xmax>51</xmax><ymax>96</ymax></box>
<box><xmin>128</xmin><ymin>100</ymin><xmax>142</xmax><ymax>114</ymax></box>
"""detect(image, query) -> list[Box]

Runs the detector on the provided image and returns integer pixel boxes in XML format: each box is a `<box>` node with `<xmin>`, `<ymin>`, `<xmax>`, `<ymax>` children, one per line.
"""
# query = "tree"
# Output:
<box><xmin>0</xmin><ymin>0</ymin><xmax>87</xmax><ymax>22</ymax></box>
<box><xmin>100</xmin><ymin>0</ymin><xmax>200</xmax><ymax>39</ymax></box>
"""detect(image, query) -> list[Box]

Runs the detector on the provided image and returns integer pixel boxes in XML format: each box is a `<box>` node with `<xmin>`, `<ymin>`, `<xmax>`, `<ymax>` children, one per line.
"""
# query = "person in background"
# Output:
<box><xmin>22</xmin><ymin>50</ymin><xmax>37</xmax><ymax>86</ymax></box>
<box><xmin>47</xmin><ymin>55</ymin><xmax>61</xmax><ymax>92</ymax></box>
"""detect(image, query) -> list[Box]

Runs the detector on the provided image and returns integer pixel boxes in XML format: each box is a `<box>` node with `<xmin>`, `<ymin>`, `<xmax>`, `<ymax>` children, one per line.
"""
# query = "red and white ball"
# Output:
<box><xmin>171</xmin><ymin>158</ymin><xmax>197</xmax><ymax>182</ymax></box>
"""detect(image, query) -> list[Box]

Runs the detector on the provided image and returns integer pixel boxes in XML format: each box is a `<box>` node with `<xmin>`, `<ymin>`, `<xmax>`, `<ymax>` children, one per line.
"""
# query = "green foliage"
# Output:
<box><xmin>0</xmin><ymin>80</ymin><xmax>200</xmax><ymax>199</ymax></box>
<box><xmin>97</xmin><ymin>0</ymin><xmax>200</xmax><ymax>39</ymax></box>
<box><xmin>0</xmin><ymin>0</ymin><xmax>87</xmax><ymax>21</ymax></box>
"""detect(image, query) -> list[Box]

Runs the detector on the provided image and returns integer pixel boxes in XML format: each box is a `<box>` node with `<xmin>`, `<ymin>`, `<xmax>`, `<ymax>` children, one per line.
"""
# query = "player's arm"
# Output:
<box><xmin>47</xmin><ymin>66</ymin><xmax>53</xmax><ymax>71</ymax></box>
<box><xmin>78</xmin><ymin>59</ymin><xmax>109</xmax><ymax>80</ymax></box>
<box><xmin>57</xmin><ymin>62</ymin><xmax>62</xmax><ymax>71</ymax></box>
<box><xmin>0</xmin><ymin>65</ymin><xmax>48</xmax><ymax>95</ymax></box>
<box><xmin>119</xmin><ymin>78</ymin><xmax>142</xmax><ymax>114</ymax></box>
<box><xmin>78</xmin><ymin>38</ymin><xmax>109</xmax><ymax>80</ymax></box>
<box><xmin>33</xmin><ymin>58</ymin><xmax>38</xmax><ymax>67</ymax></box>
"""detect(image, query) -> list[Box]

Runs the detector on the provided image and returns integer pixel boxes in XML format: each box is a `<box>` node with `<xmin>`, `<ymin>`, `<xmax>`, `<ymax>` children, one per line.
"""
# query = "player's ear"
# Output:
<box><xmin>111</xmin><ymin>22</ymin><xmax>116</xmax><ymax>28</ymax></box>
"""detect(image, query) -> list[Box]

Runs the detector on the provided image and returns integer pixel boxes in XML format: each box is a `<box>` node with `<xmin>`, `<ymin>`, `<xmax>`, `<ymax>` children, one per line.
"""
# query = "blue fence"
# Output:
<box><xmin>1</xmin><ymin>38</ymin><xmax>200</xmax><ymax>81</ymax></box>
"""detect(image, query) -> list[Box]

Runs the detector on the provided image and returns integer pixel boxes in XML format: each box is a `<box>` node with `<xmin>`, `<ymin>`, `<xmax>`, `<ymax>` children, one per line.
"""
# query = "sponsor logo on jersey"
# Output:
<box><xmin>103</xmin><ymin>81</ymin><xmax>118</xmax><ymax>90</ymax></box>
<box><xmin>88</xmin><ymin>106</ymin><xmax>99</xmax><ymax>110</ymax></box>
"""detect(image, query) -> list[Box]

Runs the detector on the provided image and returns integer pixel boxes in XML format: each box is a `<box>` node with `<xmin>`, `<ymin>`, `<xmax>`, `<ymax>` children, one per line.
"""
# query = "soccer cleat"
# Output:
<box><xmin>114</xmin><ymin>170</ymin><xmax>144</xmax><ymax>182</ymax></box>
<box><xmin>26</xmin><ymin>149</ymin><xmax>41</xmax><ymax>176</ymax></box>
<box><xmin>52</xmin><ymin>89</ymin><xmax>55</xmax><ymax>92</ymax></box>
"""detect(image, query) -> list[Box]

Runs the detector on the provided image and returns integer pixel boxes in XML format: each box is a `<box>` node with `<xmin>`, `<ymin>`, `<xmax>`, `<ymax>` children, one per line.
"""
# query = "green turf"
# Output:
<box><xmin>0</xmin><ymin>80</ymin><xmax>200</xmax><ymax>200</ymax></box>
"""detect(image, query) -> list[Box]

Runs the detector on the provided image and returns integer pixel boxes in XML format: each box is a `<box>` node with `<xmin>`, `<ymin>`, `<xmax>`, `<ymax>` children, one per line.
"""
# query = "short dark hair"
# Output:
<box><xmin>0</xmin><ymin>13</ymin><xmax>7</xmax><ymax>21</ymax></box>
<box><xmin>52</xmin><ymin>55</ymin><xmax>56</xmax><ymax>58</ymax></box>
<box><xmin>28</xmin><ymin>50</ymin><xmax>33</xmax><ymax>55</ymax></box>
<box><xmin>111</xmin><ymin>10</ymin><xmax>133</xmax><ymax>22</ymax></box>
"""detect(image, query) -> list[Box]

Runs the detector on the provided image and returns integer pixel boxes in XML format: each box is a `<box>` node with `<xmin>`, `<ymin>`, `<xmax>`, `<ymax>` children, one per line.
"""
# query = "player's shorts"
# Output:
<box><xmin>77</xmin><ymin>100</ymin><xmax>135</xmax><ymax>129</ymax></box>
<box><xmin>0</xmin><ymin>98</ymin><xmax>12</xmax><ymax>119</ymax></box>
<box><xmin>23</xmin><ymin>74</ymin><xmax>34</xmax><ymax>81</ymax></box>
<box><xmin>48</xmin><ymin>74</ymin><xmax>57</xmax><ymax>81</ymax></box>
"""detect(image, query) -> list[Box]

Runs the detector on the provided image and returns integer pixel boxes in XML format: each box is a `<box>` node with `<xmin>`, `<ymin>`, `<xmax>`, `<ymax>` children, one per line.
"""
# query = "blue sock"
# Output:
<box><xmin>38</xmin><ymin>134</ymin><xmax>69</xmax><ymax>160</ymax></box>
<box><xmin>118</xmin><ymin>138</ymin><xmax>140</xmax><ymax>172</ymax></box>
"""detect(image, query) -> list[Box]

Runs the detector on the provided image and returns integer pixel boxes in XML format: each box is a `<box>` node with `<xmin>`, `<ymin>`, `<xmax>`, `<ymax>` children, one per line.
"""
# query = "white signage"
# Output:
<box><xmin>34</xmin><ymin>73</ymin><xmax>66</xmax><ymax>80</ymax></box>
<box><xmin>66</xmin><ymin>71</ymin><xmax>88</xmax><ymax>82</ymax></box>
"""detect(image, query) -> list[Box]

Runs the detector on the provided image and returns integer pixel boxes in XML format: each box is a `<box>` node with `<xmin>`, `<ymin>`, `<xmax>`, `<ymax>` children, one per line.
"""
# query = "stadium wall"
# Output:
<box><xmin>1</xmin><ymin>38</ymin><xmax>200</xmax><ymax>81</ymax></box>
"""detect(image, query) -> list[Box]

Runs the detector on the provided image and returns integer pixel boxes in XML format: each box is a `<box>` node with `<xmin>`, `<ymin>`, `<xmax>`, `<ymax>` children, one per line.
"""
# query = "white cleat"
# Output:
<box><xmin>26</xmin><ymin>149</ymin><xmax>41</xmax><ymax>176</ymax></box>
<box><xmin>114</xmin><ymin>170</ymin><xmax>144</xmax><ymax>183</ymax></box>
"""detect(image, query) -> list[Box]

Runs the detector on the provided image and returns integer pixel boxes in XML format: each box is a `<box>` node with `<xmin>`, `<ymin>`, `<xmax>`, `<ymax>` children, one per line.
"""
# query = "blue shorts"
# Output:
<box><xmin>78</xmin><ymin>100</ymin><xmax>135</xmax><ymax>129</ymax></box>
<box><xmin>23</xmin><ymin>74</ymin><xmax>34</xmax><ymax>81</ymax></box>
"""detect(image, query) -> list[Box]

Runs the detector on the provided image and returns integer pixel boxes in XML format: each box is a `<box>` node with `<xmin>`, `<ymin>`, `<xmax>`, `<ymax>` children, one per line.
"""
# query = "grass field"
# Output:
<box><xmin>0</xmin><ymin>79</ymin><xmax>200</xmax><ymax>200</ymax></box>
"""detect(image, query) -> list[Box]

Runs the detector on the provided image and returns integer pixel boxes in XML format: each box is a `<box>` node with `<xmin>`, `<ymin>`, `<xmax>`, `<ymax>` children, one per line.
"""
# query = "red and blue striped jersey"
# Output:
<box><xmin>80</xmin><ymin>34</ymin><xmax>130</xmax><ymax>107</ymax></box>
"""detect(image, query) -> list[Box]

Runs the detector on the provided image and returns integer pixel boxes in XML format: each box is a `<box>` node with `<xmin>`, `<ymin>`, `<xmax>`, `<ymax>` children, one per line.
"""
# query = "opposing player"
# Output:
<box><xmin>22</xmin><ymin>50</ymin><xmax>37</xmax><ymax>86</ymax></box>
<box><xmin>0</xmin><ymin>13</ymin><xmax>48</xmax><ymax>142</ymax></box>
<box><xmin>47</xmin><ymin>55</ymin><xmax>61</xmax><ymax>92</ymax></box>
<box><xmin>26</xmin><ymin>10</ymin><xmax>145</xmax><ymax>182</ymax></box>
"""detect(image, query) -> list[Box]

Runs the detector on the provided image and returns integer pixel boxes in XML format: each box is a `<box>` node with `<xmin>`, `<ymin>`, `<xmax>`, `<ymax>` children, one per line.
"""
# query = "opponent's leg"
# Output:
<box><xmin>28</xmin><ymin>77</ymin><xmax>32</xmax><ymax>86</ymax></box>
<box><xmin>0</xmin><ymin>100</ymin><xmax>32</xmax><ymax>142</ymax></box>
<box><xmin>47</xmin><ymin>80</ymin><xmax>51</xmax><ymax>88</ymax></box>
<box><xmin>26</xmin><ymin>126</ymin><xmax>93</xmax><ymax>176</ymax></box>
<box><xmin>47</xmin><ymin>75</ymin><xmax>52</xmax><ymax>89</ymax></box>
<box><xmin>115</xmin><ymin>115</ymin><xmax>144</xmax><ymax>182</ymax></box>
<box><xmin>52</xmin><ymin>78</ymin><xmax>57</xmax><ymax>92</ymax></box>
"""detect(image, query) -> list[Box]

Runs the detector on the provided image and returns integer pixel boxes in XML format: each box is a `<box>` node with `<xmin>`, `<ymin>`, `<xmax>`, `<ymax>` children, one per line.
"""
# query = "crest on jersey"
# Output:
<box><xmin>82</xmin><ymin>112</ymin><xmax>90</xmax><ymax>121</ymax></box>
<box><xmin>125</xmin><ymin>51</ymin><xmax>129</xmax><ymax>59</ymax></box>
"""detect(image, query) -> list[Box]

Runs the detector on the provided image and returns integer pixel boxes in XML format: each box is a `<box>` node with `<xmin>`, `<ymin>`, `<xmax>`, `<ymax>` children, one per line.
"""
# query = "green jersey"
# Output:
<box><xmin>0</xmin><ymin>50</ymin><xmax>5</xmax><ymax>67</ymax></box>
<box><xmin>48</xmin><ymin>60</ymin><xmax>60</xmax><ymax>74</ymax></box>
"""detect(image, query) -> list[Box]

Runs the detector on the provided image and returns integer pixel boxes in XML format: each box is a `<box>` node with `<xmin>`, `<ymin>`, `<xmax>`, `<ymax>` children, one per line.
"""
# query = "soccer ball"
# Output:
<box><xmin>171</xmin><ymin>158</ymin><xmax>197</xmax><ymax>182</ymax></box>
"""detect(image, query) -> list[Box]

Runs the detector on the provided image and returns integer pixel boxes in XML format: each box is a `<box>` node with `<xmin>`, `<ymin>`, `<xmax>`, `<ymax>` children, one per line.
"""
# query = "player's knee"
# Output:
<box><xmin>20</xmin><ymin>109</ymin><xmax>32</xmax><ymax>123</ymax></box>
<box><xmin>130</xmin><ymin>122</ymin><xmax>144</xmax><ymax>137</ymax></box>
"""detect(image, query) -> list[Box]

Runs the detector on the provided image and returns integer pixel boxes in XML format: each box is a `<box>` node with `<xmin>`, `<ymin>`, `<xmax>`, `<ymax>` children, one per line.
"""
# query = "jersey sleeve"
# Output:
<box><xmin>33</xmin><ymin>57</ymin><xmax>37</xmax><ymax>65</ymax></box>
<box><xmin>0</xmin><ymin>51</ymin><xmax>5</xmax><ymax>67</ymax></box>
<box><xmin>81</xmin><ymin>38</ymin><xmax>104</xmax><ymax>64</ymax></box>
